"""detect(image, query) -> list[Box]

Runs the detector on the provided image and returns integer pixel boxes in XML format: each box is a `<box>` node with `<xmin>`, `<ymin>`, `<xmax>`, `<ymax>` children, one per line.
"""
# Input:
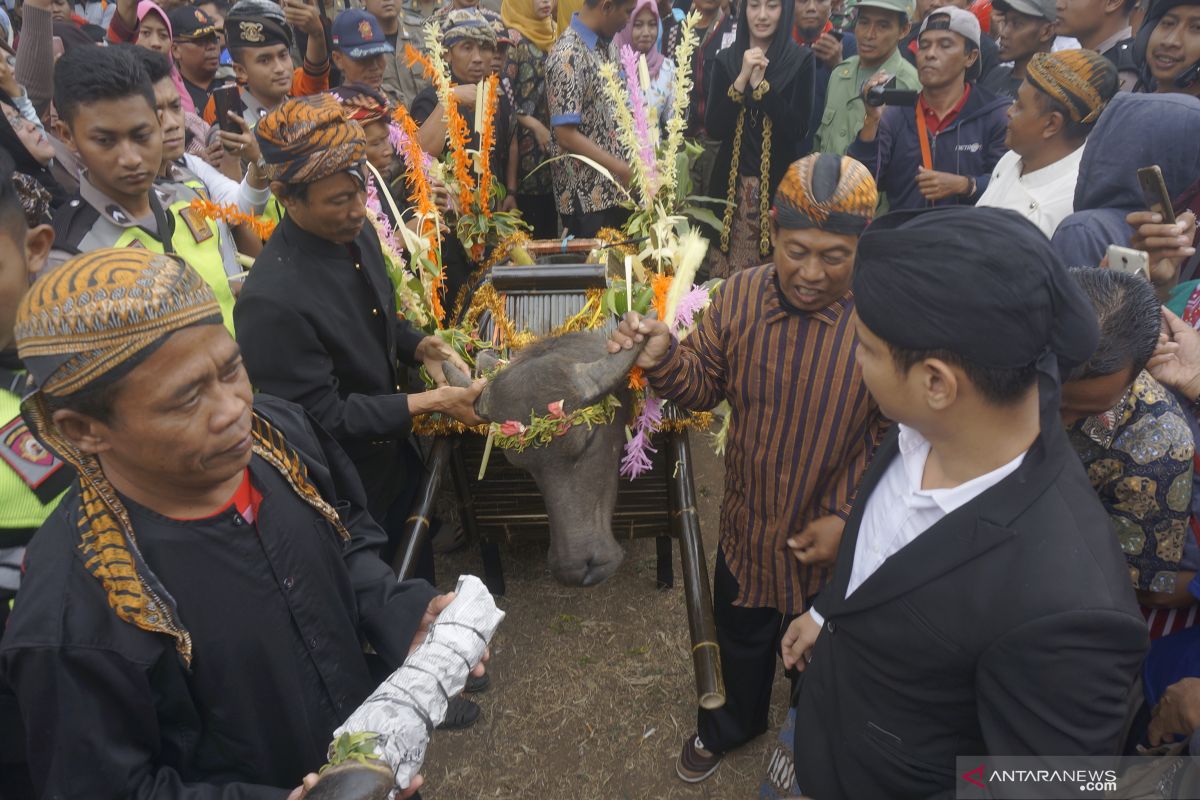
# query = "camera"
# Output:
<box><xmin>865</xmin><ymin>77</ymin><xmax>919</xmax><ymax>107</ymax></box>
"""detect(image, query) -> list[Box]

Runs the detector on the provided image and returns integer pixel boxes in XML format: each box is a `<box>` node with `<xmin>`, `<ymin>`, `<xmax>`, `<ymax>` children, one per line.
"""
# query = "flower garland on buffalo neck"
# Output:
<box><xmin>489</xmin><ymin>395</ymin><xmax>622</xmax><ymax>453</ymax></box>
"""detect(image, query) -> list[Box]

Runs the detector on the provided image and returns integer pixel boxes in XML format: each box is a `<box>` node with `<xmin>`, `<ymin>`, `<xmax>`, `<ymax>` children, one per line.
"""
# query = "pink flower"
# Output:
<box><xmin>499</xmin><ymin>420</ymin><xmax>525</xmax><ymax>437</ymax></box>
<box><xmin>547</xmin><ymin>399</ymin><xmax>566</xmax><ymax>419</ymax></box>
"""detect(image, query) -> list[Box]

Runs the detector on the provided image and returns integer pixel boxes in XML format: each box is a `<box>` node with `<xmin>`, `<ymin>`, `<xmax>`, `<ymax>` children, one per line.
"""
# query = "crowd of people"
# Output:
<box><xmin>0</xmin><ymin>0</ymin><xmax>1198</xmax><ymax>793</ymax></box>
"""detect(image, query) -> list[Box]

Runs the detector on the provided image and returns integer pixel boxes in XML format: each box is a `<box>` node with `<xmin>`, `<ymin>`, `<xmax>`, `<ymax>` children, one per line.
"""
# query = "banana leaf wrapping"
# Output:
<box><xmin>330</xmin><ymin>575</ymin><xmax>504</xmax><ymax>789</ymax></box>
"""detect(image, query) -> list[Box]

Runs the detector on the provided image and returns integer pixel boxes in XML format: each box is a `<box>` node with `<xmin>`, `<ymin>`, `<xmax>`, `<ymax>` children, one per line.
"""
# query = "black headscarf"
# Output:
<box><xmin>716</xmin><ymin>0</ymin><xmax>801</xmax><ymax>83</ymax></box>
<box><xmin>0</xmin><ymin>98</ymin><xmax>68</xmax><ymax>211</ymax></box>
<box><xmin>854</xmin><ymin>207</ymin><xmax>1100</xmax><ymax>424</ymax></box>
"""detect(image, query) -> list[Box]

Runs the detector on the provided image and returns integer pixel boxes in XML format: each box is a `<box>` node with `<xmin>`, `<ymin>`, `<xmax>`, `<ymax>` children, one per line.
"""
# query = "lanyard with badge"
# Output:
<box><xmin>0</xmin><ymin>369</ymin><xmax>71</xmax><ymax>503</ymax></box>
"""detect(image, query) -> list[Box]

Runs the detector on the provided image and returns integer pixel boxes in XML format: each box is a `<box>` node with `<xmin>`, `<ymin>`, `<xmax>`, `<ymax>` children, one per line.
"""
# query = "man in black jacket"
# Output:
<box><xmin>235</xmin><ymin>95</ymin><xmax>483</xmax><ymax>541</ymax></box>
<box><xmin>1</xmin><ymin>248</ymin><xmax>464</xmax><ymax>798</ymax></box>
<box><xmin>783</xmin><ymin>208</ymin><xmax>1148</xmax><ymax>799</ymax></box>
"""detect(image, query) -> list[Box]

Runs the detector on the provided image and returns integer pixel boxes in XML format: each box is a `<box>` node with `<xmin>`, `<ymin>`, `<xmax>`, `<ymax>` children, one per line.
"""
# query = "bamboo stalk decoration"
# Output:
<box><xmin>668</xmin><ymin>427</ymin><xmax>725</xmax><ymax>710</ymax></box>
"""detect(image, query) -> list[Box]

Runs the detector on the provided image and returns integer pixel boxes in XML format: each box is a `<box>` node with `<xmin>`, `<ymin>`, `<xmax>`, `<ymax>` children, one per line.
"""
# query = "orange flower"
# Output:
<box><xmin>393</xmin><ymin>105</ymin><xmax>436</xmax><ymax>218</ymax></box>
<box><xmin>405</xmin><ymin>44</ymin><xmax>437</xmax><ymax>82</ymax></box>
<box><xmin>476</xmin><ymin>73</ymin><xmax>500</xmax><ymax>220</ymax></box>
<box><xmin>652</xmin><ymin>272</ymin><xmax>672</xmax><ymax>321</ymax></box>
<box><xmin>628</xmin><ymin>366</ymin><xmax>647</xmax><ymax>390</ymax></box>
<box><xmin>446</xmin><ymin>98</ymin><xmax>476</xmax><ymax>216</ymax></box>
<box><xmin>189</xmin><ymin>197</ymin><xmax>275</xmax><ymax>240</ymax></box>
<box><xmin>429</xmin><ymin>260</ymin><xmax>445</xmax><ymax>325</ymax></box>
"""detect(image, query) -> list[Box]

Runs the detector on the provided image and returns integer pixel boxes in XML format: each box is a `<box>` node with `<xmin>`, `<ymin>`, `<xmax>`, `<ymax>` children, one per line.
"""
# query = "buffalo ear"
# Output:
<box><xmin>476</xmin><ymin>350</ymin><xmax>501</xmax><ymax>375</ymax></box>
<box><xmin>569</xmin><ymin>333</ymin><xmax>647</xmax><ymax>407</ymax></box>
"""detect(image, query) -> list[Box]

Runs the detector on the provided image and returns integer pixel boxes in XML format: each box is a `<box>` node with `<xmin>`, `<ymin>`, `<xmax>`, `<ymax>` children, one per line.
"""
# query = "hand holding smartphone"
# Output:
<box><xmin>1138</xmin><ymin>165</ymin><xmax>1176</xmax><ymax>225</ymax></box>
<box><xmin>212</xmin><ymin>84</ymin><xmax>245</xmax><ymax>136</ymax></box>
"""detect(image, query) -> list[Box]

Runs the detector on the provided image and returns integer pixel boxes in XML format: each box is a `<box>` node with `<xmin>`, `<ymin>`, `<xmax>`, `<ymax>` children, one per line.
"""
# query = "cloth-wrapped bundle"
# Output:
<box><xmin>322</xmin><ymin>574</ymin><xmax>504</xmax><ymax>793</ymax></box>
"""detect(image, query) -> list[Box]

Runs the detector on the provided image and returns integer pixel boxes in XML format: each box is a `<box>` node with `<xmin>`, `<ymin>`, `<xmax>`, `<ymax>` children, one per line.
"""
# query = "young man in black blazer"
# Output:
<box><xmin>782</xmin><ymin>207</ymin><xmax>1149</xmax><ymax>799</ymax></box>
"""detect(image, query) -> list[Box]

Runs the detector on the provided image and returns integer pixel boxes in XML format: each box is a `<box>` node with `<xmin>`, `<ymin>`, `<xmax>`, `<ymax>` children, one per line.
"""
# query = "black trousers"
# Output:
<box><xmin>697</xmin><ymin>549</ymin><xmax>797</xmax><ymax>754</ymax></box>
<box><xmin>561</xmin><ymin>206</ymin><xmax>630</xmax><ymax>239</ymax></box>
<box><xmin>515</xmin><ymin>193</ymin><xmax>559</xmax><ymax>240</ymax></box>
<box><xmin>0</xmin><ymin>596</ymin><xmax>35</xmax><ymax>800</ymax></box>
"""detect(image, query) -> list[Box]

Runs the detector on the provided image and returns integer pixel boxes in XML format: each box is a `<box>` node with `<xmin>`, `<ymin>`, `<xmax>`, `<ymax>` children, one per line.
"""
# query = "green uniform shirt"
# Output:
<box><xmin>814</xmin><ymin>49</ymin><xmax>919</xmax><ymax>156</ymax></box>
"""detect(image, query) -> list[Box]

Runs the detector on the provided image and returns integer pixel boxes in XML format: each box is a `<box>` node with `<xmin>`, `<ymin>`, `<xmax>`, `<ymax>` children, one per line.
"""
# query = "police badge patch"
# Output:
<box><xmin>0</xmin><ymin>415</ymin><xmax>70</xmax><ymax>502</ymax></box>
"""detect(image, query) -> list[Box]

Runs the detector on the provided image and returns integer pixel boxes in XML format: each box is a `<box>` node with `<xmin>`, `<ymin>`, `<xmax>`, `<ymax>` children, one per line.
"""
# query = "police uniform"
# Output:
<box><xmin>51</xmin><ymin>177</ymin><xmax>239</xmax><ymax>334</ymax></box>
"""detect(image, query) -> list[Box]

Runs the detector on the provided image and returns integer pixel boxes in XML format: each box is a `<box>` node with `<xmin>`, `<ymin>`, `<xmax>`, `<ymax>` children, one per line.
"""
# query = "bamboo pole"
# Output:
<box><xmin>668</xmin><ymin>429</ymin><xmax>725</xmax><ymax>710</ymax></box>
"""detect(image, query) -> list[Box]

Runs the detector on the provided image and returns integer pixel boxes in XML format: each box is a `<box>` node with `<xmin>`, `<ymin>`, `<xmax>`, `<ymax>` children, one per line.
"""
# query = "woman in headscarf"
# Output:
<box><xmin>107</xmin><ymin>0</ymin><xmax>196</xmax><ymax>115</ymax></box>
<box><xmin>705</xmin><ymin>0</ymin><xmax>815</xmax><ymax>277</ymax></box>
<box><xmin>502</xmin><ymin>0</ymin><xmax>558</xmax><ymax>238</ymax></box>
<box><xmin>0</xmin><ymin>99</ymin><xmax>68</xmax><ymax>212</ymax></box>
<box><xmin>615</xmin><ymin>0</ymin><xmax>675</xmax><ymax>129</ymax></box>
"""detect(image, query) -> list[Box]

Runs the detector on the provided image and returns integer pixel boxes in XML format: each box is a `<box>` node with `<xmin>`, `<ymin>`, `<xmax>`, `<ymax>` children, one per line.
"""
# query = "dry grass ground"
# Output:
<box><xmin>422</xmin><ymin>443</ymin><xmax>793</xmax><ymax>800</ymax></box>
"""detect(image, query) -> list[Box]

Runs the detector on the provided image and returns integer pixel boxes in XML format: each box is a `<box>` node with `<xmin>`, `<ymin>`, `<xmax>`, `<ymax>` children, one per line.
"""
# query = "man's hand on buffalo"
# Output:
<box><xmin>407</xmin><ymin>379</ymin><xmax>488</xmax><ymax>426</ymax></box>
<box><xmin>415</xmin><ymin>335</ymin><xmax>472</xmax><ymax>387</ymax></box>
<box><xmin>607</xmin><ymin>311</ymin><xmax>671</xmax><ymax>370</ymax></box>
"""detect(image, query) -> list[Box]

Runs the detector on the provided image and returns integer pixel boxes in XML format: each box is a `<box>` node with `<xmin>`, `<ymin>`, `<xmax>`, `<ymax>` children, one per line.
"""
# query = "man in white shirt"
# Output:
<box><xmin>782</xmin><ymin>207</ymin><xmax>1148</xmax><ymax>799</ymax></box>
<box><xmin>977</xmin><ymin>49</ymin><xmax>1118</xmax><ymax>237</ymax></box>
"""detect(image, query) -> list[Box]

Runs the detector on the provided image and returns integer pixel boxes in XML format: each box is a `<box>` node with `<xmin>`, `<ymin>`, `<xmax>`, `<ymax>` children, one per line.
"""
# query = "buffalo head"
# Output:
<box><xmin>445</xmin><ymin>331</ymin><xmax>644</xmax><ymax>586</ymax></box>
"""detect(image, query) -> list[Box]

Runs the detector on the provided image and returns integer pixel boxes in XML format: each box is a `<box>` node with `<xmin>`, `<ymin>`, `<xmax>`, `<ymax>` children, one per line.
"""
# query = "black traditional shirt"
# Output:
<box><xmin>0</xmin><ymin>396</ymin><xmax>437</xmax><ymax>798</ymax></box>
<box><xmin>235</xmin><ymin>216</ymin><xmax>428</xmax><ymax>518</ymax></box>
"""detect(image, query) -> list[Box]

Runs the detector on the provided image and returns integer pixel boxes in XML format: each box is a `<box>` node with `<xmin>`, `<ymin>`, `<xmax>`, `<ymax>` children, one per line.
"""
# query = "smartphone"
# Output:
<box><xmin>1107</xmin><ymin>245</ymin><xmax>1150</xmax><ymax>280</ymax></box>
<box><xmin>212</xmin><ymin>84</ymin><xmax>245</xmax><ymax>135</ymax></box>
<box><xmin>51</xmin><ymin>36</ymin><xmax>64</xmax><ymax>60</ymax></box>
<box><xmin>1138</xmin><ymin>165</ymin><xmax>1176</xmax><ymax>225</ymax></box>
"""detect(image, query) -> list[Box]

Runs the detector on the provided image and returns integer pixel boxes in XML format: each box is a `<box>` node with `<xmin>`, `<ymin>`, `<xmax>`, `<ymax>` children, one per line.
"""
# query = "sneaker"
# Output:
<box><xmin>676</xmin><ymin>734</ymin><xmax>722</xmax><ymax>783</ymax></box>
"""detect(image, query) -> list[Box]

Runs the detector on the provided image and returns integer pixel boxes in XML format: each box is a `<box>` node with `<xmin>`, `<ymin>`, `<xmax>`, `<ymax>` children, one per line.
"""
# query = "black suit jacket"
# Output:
<box><xmin>235</xmin><ymin>215</ymin><xmax>427</xmax><ymax>517</ymax></box>
<box><xmin>793</xmin><ymin>423</ymin><xmax>1149</xmax><ymax>800</ymax></box>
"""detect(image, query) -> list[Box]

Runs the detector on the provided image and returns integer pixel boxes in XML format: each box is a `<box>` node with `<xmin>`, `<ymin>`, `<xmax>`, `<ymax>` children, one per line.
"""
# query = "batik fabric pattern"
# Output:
<box><xmin>506</xmin><ymin>32</ymin><xmax>554</xmax><ymax>195</ymax></box>
<box><xmin>1068</xmin><ymin>370</ymin><xmax>1194</xmax><ymax>593</ymax></box>
<box><xmin>545</xmin><ymin>17</ymin><xmax>625</xmax><ymax>216</ymax></box>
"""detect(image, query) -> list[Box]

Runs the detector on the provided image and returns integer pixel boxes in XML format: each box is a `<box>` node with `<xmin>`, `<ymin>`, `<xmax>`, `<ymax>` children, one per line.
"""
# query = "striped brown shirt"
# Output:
<box><xmin>645</xmin><ymin>265</ymin><xmax>885</xmax><ymax>614</ymax></box>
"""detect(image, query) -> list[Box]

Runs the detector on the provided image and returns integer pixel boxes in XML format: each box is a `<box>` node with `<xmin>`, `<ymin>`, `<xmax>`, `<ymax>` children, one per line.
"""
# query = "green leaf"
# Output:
<box><xmin>684</xmin><ymin>206</ymin><xmax>725</xmax><ymax>233</ymax></box>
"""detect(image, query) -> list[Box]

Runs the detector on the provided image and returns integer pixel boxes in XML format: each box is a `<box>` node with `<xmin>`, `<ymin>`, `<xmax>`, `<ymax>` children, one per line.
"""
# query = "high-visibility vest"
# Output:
<box><xmin>0</xmin><ymin>385</ymin><xmax>66</xmax><ymax>533</ymax></box>
<box><xmin>110</xmin><ymin>198</ymin><xmax>237</xmax><ymax>335</ymax></box>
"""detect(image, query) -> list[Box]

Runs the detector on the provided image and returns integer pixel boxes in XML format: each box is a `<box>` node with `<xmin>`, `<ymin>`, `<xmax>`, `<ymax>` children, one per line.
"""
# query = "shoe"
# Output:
<box><xmin>676</xmin><ymin>734</ymin><xmax>721</xmax><ymax>783</ymax></box>
<box><xmin>436</xmin><ymin>695</ymin><xmax>480</xmax><ymax>730</ymax></box>
<box><xmin>464</xmin><ymin>671</ymin><xmax>490</xmax><ymax>694</ymax></box>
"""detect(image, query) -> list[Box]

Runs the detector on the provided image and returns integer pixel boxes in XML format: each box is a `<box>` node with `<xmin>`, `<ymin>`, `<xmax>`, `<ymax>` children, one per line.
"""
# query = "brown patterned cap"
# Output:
<box><xmin>1026</xmin><ymin>49</ymin><xmax>1119</xmax><ymax>125</ymax></box>
<box><xmin>15</xmin><ymin>248</ymin><xmax>221</xmax><ymax>397</ymax></box>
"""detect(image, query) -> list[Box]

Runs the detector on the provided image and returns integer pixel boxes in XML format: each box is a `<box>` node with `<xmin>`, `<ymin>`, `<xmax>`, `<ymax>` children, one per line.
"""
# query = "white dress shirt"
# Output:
<box><xmin>976</xmin><ymin>147</ymin><xmax>1084</xmax><ymax>239</ymax></box>
<box><xmin>809</xmin><ymin>425</ymin><xmax>1026</xmax><ymax>627</ymax></box>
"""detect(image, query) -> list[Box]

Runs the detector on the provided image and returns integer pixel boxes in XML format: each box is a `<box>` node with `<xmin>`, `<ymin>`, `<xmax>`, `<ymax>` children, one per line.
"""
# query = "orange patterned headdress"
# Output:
<box><xmin>256</xmin><ymin>94</ymin><xmax>367</xmax><ymax>185</ymax></box>
<box><xmin>773</xmin><ymin>154</ymin><xmax>878</xmax><ymax>236</ymax></box>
